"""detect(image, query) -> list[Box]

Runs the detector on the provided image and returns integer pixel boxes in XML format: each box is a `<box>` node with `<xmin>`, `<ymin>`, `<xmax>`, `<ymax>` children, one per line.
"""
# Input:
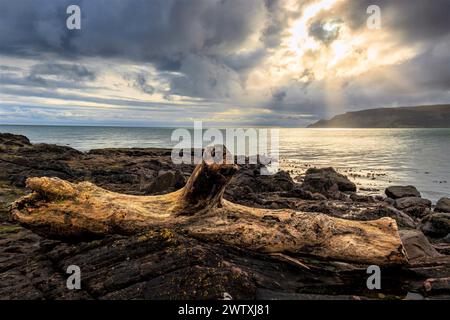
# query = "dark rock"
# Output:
<box><xmin>0</xmin><ymin>134</ymin><xmax>449</xmax><ymax>300</ymax></box>
<box><xmin>0</xmin><ymin>133</ymin><xmax>31</xmax><ymax>147</ymax></box>
<box><xmin>0</xmin><ymin>133</ymin><xmax>194</xmax><ymax>195</ymax></box>
<box><xmin>350</xmin><ymin>193</ymin><xmax>375</xmax><ymax>203</ymax></box>
<box><xmin>280</xmin><ymin>187</ymin><xmax>327</xmax><ymax>201</ymax></box>
<box><xmin>0</xmin><ymin>185</ymin><xmax>25</xmax><ymax>222</ymax></box>
<box><xmin>311</xmin><ymin>193</ymin><xmax>327</xmax><ymax>201</ymax></box>
<box><xmin>1</xmin><ymin>225</ymin><xmax>415</xmax><ymax>300</ymax></box>
<box><xmin>145</xmin><ymin>170</ymin><xmax>186</xmax><ymax>195</ymax></box>
<box><xmin>435</xmin><ymin>197</ymin><xmax>450</xmax><ymax>213</ymax></box>
<box><xmin>266</xmin><ymin>170</ymin><xmax>296</xmax><ymax>191</ymax></box>
<box><xmin>394</xmin><ymin>197</ymin><xmax>432</xmax><ymax>218</ymax></box>
<box><xmin>358</xmin><ymin>205</ymin><xmax>416</xmax><ymax>229</ymax></box>
<box><xmin>399</xmin><ymin>230</ymin><xmax>441</xmax><ymax>261</ymax></box>
<box><xmin>395</xmin><ymin>197</ymin><xmax>432</xmax><ymax>209</ymax></box>
<box><xmin>0</xmin><ymin>222</ymin><xmax>90</xmax><ymax>300</ymax></box>
<box><xmin>228</xmin><ymin>168</ymin><xmax>298</xmax><ymax>195</ymax></box>
<box><xmin>444</xmin><ymin>234</ymin><xmax>450</xmax><ymax>243</ymax></box>
<box><xmin>423</xmin><ymin>277</ymin><xmax>450</xmax><ymax>295</ymax></box>
<box><xmin>255</xmin><ymin>289</ymin><xmax>365</xmax><ymax>300</ymax></box>
<box><xmin>32</xmin><ymin>143</ymin><xmax>83</xmax><ymax>158</ymax></box>
<box><xmin>225</xmin><ymin>166</ymin><xmax>296</xmax><ymax>202</ymax></box>
<box><xmin>301</xmin><ymin>167</ymin><xmax>356</xmax><ymax>194</ymax></box>
<box><xmin>385</xmin><ymin>185</ymin><xmax>420</xmax><ymax>199</ymax></box>
<box><xmin>420</xmin><ymin>213</ymin><xmax>450</xmax><ymax>237</ymax></box>
<box><xmin>433</xmin><ymin>243</ymin><xmax>450</xmax><ymax>255</ymax></box>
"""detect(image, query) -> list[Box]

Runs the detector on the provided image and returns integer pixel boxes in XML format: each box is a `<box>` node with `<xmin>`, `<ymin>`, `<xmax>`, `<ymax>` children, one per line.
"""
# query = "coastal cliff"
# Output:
<box><xmin>308</xmin><ymin>105</ymin><xmax>450</xmax><ymax>128</ymax></box>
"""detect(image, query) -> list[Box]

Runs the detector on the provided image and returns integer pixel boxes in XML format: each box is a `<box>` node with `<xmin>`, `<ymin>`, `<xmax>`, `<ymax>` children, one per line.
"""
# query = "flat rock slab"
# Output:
<box><xmin>395</xmin><ymin>197</ymin><xmax>432</xmax><ymax>217</ymax></box>
<box><xmin>399</xmin><ymin>229</ymin><xmax>441</xmax><ymax>261</ymax></box>
<box><xmin>0</xmin><ymin>224</ymin><xmax>435</xmax><ymax>300</ymax></box>
<box><xmin>386</xmin><ymin>186</ymin><xmax>421</xmax><ymax>199</ymax></box>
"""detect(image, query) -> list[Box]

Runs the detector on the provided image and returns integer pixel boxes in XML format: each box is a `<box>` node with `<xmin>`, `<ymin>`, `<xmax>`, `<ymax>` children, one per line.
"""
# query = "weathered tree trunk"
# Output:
<box><xmin>11</xmin><ymin>161</ymin><xmax>407</xmax><ymax>266</ymax></box>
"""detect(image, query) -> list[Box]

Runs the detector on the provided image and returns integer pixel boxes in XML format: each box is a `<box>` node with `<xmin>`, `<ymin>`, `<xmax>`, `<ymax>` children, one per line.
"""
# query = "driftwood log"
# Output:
<box><xmin>11</xmin><ymin>161</ymin><xmax>407</xmax><ymax>266</ymax></box>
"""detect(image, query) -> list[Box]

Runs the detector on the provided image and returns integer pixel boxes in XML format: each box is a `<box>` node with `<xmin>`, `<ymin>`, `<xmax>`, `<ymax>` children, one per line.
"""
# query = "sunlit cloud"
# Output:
<box><xmin>0</xmin><ymin>0</ymin><xmax>449</xmax><ymax>126</ymax></box>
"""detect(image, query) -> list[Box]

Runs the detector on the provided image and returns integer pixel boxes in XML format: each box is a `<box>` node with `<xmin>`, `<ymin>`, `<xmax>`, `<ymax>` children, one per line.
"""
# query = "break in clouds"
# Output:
<box><xmin>1</xmin><ymin>0</ymin><xmax>450</xmax><ymax>126</ymax></box>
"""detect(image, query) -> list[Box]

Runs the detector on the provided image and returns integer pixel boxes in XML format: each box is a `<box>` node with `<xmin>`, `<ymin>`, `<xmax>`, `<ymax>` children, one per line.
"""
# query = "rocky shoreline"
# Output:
<box><xmin>0</xmin><ymin>133</ymin><xmax>449</xmax><ymax>300</ymax></box>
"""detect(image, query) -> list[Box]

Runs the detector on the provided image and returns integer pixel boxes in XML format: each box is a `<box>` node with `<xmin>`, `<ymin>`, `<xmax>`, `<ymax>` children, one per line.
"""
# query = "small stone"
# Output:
<box><xmin>435</xmin><ymin>197</ymin><xmax>450</xmax><ymax>213</ymax></box>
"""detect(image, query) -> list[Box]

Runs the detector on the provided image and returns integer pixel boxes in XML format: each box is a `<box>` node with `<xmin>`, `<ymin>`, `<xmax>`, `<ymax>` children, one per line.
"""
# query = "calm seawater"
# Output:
<box><xmin>1</xmin><ymin>125</ymin><xmax>449</xmax><ymax>202</ymax></box>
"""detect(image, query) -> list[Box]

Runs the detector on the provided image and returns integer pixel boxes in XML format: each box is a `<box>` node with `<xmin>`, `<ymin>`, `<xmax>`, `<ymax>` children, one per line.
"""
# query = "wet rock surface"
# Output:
<box><xmin>0</xmin><ymin>133</ymin><xmax>449</xmax><ymax>300</ymax></box>
<box><xmin>301</xmin><ymin>167</ymin><xmax>357</xmax><ymax>195</ymax></box>
<box><xmin>394</xmin><ymin>197</ymin><xmax>432</xmax><ymax>218</ymax></box>
<box><xmin>144</xmin><ymin>170</ymin><xmax>187</xmax><ymax>195</ymax></box>
<box><xmin>385</xmin><ymin>186</ymin><xmax>421</xmax><ymax>199</ymax></box>
<box><xmin>399</xmin><ymin>230</ymin><xmax>441</xmax><ymax>261</ymax></box>
<box><xmin>435</xmin><ymin>197</ymin><xmax>450</xmax><ymax>213</ymax></box>
<box><xmin>420</xmin><ymin>213</ymin><xmax>450</xmax><ymax>238</ymax></box>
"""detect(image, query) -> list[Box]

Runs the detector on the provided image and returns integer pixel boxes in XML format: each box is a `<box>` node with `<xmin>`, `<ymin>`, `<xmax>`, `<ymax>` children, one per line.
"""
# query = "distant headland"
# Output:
<box><xmin>308</xmin><ymin>104</ymin><xmax>450</xmax><ymax>128</ymax></box>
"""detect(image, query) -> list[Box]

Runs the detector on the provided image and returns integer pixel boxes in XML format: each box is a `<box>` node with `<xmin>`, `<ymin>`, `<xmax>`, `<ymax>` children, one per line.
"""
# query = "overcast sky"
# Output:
<box><xmin>1</xmin><ymin>0</ymin><xmax>450</xmax><ymax>127</ymax></box>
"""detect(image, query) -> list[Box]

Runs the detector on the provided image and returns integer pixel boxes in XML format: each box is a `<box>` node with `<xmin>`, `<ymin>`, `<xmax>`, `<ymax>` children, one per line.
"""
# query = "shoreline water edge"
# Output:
<box><xmin>1</xmin><ymin>125</ymin><xmax>449</xmax><ymax>202</ymax></box>
<box><xmin>0</xmin><ymin>132</ymin><xmax>449</xmax><ymax>300</ymax></box>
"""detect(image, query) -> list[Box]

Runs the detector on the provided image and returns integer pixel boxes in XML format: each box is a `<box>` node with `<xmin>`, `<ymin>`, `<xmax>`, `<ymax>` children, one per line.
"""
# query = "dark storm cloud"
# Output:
<box><xmin>0</xmin><ymin>0</ymin><xmax>274</xmax><ymax>99</ymax></box>
<box><xmin>2</xmin><ymin>0</ymin><xmax>450</xmax><ymax>126</ymax></box>
<box><xmin>262</xmin><ymin>0</ymin><xmax>296</xmax><ymax>48</ymax></box>
<box><xmin>309</xmin><ymin>20</ymin><xmax>341</xmax><ymax>44</ymax></box>
<box><xmin>394</xmin><ymin>43</ymin><xmax>450</xmax><ymax>91</ymax></box>
<box><xmin>0</xmin><ymin>74</ymin><xmax>99</xmax><ymax>90</ymax></box>
<box><xmin>223</xmin><ymin>49</ymin><xmax>268</xmax><ymax>72</ymax></box>
<box><xmin>305</xmin><ymin>0</ymin><xmax>450</xmax><ymax>118</ymax></box>
<box><xmin>0</xmin><ymin>0</ymin><xmax>268</xmax><ymax>67</ymax></box>
<box><xmin>0</xmin><ymin>65</ymin><xmax>22</xmax><ymax>72</ymax></box>
<box><xmin>130</xmin><ymin>73</ymin><xmax>156</xmax><ymax>95</ymax></box>
<box><xmin>272</xmin><ymin>90</ymin><xmax>287</xmax><ymax>103</ymax></box>
<box><xmin>169</xmin><ymin>54</ymin><xmax>244</xmax><ymax>99</ymax></box>
<box><xmin>0</xmin><ymin>60</ymin><xmax>98</xmax><ymax>93</ymax></box>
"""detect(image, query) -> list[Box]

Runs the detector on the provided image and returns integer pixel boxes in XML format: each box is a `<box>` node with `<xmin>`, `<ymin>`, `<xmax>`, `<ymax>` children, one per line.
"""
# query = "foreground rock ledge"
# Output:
<box><xmin>11</xmin><ymin>161</ymin><xmax>407</xmax><ymax>266</ymax></box>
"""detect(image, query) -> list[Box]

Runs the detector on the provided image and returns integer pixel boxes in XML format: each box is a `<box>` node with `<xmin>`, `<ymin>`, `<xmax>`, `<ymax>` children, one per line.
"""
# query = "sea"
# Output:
<box><xmin>1</xmin><ymin>125</ymin><xmax>449</xmax><ymax>203</ymax></box>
